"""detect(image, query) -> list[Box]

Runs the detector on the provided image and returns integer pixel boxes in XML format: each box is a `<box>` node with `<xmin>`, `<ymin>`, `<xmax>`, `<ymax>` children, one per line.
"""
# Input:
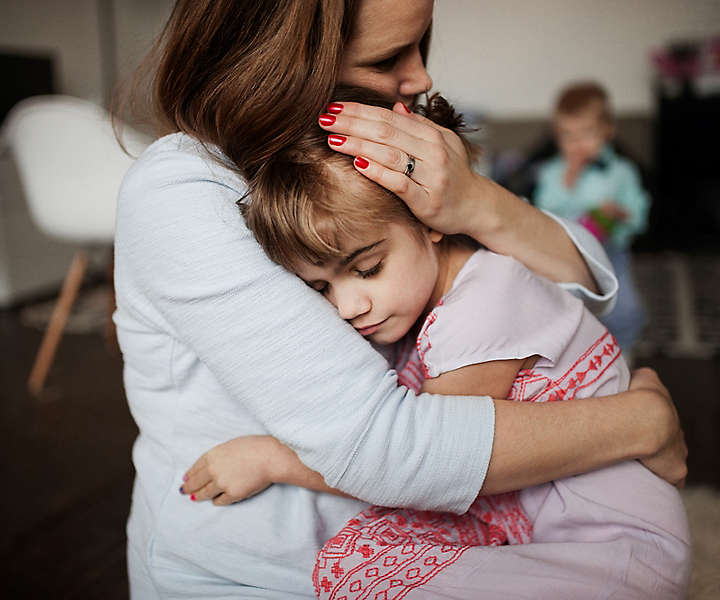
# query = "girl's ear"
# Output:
<box><xmin>429</xmin><ymin>229</ymin><xmax>444</xmax><ymax>243</ymax></box>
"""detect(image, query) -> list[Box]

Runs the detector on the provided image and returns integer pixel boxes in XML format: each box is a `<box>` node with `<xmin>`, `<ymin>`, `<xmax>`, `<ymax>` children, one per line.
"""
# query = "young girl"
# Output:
<box><xmin>181</xmin><ymin>90</ymin><xmax>690</xmax><ymax>598</ymax></box>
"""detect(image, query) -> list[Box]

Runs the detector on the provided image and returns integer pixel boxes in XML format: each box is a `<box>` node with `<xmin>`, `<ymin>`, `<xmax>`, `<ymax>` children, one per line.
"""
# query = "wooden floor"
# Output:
<box><xmin>0</xmin><ymin>307</ymin><xmax>134</xmax><ymax>599</ymax></box>
<box><xmin>1</xmin><ymin>277</ymin><xmax>719</xmax><ymax>599</ymax></box>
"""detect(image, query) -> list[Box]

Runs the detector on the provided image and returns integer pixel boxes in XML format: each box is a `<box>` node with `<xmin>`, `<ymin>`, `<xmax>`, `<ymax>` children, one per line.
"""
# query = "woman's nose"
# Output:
<box><xmin>331</xmin><ymin>286</ymin><xmax>371</xmax><ymax>321</ymax></box>
<box><xmin>398</xmin><ymin>48</ymin><xmax>433</xmax><ymax>99</ymax></box>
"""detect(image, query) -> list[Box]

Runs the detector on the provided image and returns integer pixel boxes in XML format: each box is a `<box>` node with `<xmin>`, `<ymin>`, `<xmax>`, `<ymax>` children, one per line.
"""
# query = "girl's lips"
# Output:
<box><xmin>355</xmin><ymin>319</ymin><xmax>386</xmax><ymax>337</ymax></box>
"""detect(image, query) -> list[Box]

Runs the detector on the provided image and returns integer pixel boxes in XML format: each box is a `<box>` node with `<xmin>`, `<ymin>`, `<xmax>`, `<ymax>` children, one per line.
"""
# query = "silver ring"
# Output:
<box><xmin>404</xmin><ymin>154</ymin><xmax>416</xmax><ymax>177</ymax></box>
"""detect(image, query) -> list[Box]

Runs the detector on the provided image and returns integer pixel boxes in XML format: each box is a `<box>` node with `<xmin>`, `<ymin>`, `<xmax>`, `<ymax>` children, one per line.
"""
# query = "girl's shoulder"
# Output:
<box><xmin>417</xmin><ymin>251</ymin><xmax>584</xmax><ymax>378</ymax></box>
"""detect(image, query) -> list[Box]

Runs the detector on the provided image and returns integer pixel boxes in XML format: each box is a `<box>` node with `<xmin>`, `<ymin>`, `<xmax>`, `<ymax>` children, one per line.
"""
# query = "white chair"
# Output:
<box><xmin>1</xmin><ymin>95</ymin><xmax>150</xmax><ymax>395</ymax></box>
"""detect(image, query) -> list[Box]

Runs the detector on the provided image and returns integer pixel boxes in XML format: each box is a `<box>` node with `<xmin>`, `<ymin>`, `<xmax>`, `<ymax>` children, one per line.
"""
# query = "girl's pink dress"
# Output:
<box><xmin>312</xmin><ymin>251</ymin><xmax>690</xmax><ymax>600</ymax></box>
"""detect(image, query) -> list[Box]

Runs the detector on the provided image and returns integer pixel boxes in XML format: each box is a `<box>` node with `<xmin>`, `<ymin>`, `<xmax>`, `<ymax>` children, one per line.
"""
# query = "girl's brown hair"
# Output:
<box><xmin>241</xmin><ymin>88</ymin><xmax>476</xmax><ymax>271</ymax></box>
<box><xmin>119</xmin><ymin>0</ymin><xmax>431</xmax><ymax>179</ymax></box>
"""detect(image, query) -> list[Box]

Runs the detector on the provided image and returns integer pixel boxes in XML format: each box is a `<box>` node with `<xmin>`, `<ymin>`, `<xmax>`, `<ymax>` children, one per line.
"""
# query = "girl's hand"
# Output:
<box><xmin>631</xmin><ymin>368</ymin><xmax>688</xmax><ymax>487</ymax></box>
<box><xmin>181</xmin><ymin>435</ymin><xmax>285</xmax><ymax>506</ymax></box>
<box><xmin>598</xmin><ymin>201</ymin><xmax>629</xmax><ymax>222</ymax></box>
<box><xmin>319</xmin><ymin>101</ymin><xmax>484</xmax><ymax>237</ymax></box>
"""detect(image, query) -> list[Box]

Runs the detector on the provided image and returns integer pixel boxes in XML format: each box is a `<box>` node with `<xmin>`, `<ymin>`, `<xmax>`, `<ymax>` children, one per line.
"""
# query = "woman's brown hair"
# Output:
<box><xmin>119</xmin><ymin>1</ymin><xmax>432</xmax><ymax>178</ymax></box>
<box><xmin>118</xmin><ymin>1</ymin><xmax>356</xmax><ymax>178</ymax></box>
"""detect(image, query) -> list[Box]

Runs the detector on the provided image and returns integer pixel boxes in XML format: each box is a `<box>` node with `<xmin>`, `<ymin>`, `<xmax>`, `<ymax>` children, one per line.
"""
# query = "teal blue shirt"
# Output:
<box><xmin>534</xmin><ymin>145</ymin><xmax>649</xmax><ymax>249</ymax></box>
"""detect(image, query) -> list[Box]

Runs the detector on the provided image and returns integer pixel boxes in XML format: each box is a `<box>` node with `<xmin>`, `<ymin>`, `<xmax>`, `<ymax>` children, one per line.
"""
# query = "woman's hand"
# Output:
<box><xmin>319</xmin><ymin>101</ymin><xmax>599</xmax><ymax>290</ymax></box>
<box><xmin>181</xmin><ymin>435</ymin><xmax>284</xmax><ymax>505</ymax></box>
<box><xmin>319</xmin><ymin>101</ymin><xmax>484</xmax><ymax>236</ymax></box>
<box><xmin>631</xmin><ymin>368</ymin><xmax>688</xmax><ymax>487</ymax></box>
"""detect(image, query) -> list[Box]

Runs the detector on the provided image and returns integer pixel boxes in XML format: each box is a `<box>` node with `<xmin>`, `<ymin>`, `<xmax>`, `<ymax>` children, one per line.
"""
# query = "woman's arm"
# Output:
<box><xmin>183</xmin><ymin>358</ymin><xmax>524</xmax><ymax>504</ymax></box>
<box><xmin>485</xmin><ymin>368</ymin><xmax>687</xmax><ymax>492</ymax></box>
<box><xmin>182</xmin><ymin>367</ymin><xmax>685</xmax><ymax>504</ymax></box>
<box><xmin>318</xmin><ymin>102</ymin><xmax>603</xmax><ymax>293</ymax></box>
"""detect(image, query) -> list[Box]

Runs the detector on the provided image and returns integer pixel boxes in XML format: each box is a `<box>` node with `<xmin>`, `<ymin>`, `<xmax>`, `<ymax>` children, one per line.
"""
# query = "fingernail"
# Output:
<box><xmin>318</xmin><ymin>114</ymin><xmax>336</xmax><ymax>126</ymax></box>
<box><xmin>327</xmin><ymin>102</ymin><xmax>344</xmax><ymax>114</ymax></box>
<box><xmin>328</xmin><ymin>134</ymin><xmax>346</xmax><ymax>146</ymax></box>
<box><xmin>179</xmin><ymin>486</ymin><xmax>184</xmax><ymax>494</ymax></box>
<box><xmin>401</xmin><ymin>103</ymin><xmax>411</xmax><ymax>114</ymax></box>
<box><xmin>190</xmin><ymin>494</ymin><xmax>196</xmax><ymax>501</ymax></box>
<box><xmin>182</xmin><ymin>474</ymin><xmax>188</xmax><ymax>482</ymax></box>
<box><xmin>354</xmin><ymin>156</ymin><xmax>369</xmax><ymax>169</ymax></box>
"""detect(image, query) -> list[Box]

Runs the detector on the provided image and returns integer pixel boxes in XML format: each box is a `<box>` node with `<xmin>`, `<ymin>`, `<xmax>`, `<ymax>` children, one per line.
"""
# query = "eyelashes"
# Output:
<box><xmin>306</xmin><ymin>259</ymin><xmax>384</xmax><ymax>296</ymax></box>
<box><xmin>357</xmin><ymin>261</ymin><xmax>383</xmax><ymax>278</ymax></box>
<box><xmin>372</xmin><ymin>55</ymin><xmax>399</xmax><ymax>71</ymax></box>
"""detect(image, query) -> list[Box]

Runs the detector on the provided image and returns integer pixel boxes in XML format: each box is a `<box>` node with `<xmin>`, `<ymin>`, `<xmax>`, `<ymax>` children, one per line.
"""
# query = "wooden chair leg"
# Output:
<box><xmin>104</xmin><ymin>249</ymin><xmax>119</xmax><ymax>354</ymax></box>
<box><xmin>28</xmin><ymin>250</ymin><xmax>89</xmax><ymax>396</ymax></box>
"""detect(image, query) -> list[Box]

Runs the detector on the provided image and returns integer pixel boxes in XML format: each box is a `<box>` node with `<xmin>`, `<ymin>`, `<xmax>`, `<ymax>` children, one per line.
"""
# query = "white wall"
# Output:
<box><xmin>428</xmin><ymin>0</ymin><xmax>720</xmax><ymax>119</ymax></box>
<box><xmin>0</xmin><ymin>0</ymin><xmax>170</xmax><ymax>305</ymax></box>
<box><xmin>0</xmin><ymin>0</ymin><xmax>105</xmax><ymax>103</ymax></box>
<box><xmin>3</xmin><ymin>1</ymin><xmax>717</xmax><ymax>117</ymax></box>
<box><xmin>112</xmin><ymin>0</ymin><xmax>174</xmax><ymax>87</ymax></box>
<box><xmin>0</xmin><ymin>0</ymin><xmax>172</xmax><ymax>104</ymax></box>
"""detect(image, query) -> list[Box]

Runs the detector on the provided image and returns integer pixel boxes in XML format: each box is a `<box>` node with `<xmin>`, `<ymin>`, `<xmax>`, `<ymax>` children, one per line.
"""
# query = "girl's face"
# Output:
<box><xmin>294</xmin><ymin>222</ymin><xmax>444</xmax><ymax>345</ymax></box>
<box><xmin>339</xmin><ymin>0</ymin><xmax>434</xmax><ymax>106</ymax></box>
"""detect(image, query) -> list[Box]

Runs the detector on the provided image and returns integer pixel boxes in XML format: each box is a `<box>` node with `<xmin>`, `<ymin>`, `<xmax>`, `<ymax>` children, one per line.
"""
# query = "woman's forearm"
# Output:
<box><xmin>481</xmin><ymin>382</ymin><xmax>679</xmax><ymax>495</ymax></box>
<box><xmin>467</xmin><ymin>175</ymin><xmax>599</xmax><ymax>293</ymax></box>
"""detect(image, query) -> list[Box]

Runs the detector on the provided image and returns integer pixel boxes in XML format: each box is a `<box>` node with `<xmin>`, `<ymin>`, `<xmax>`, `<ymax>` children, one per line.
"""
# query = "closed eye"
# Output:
<box><xmin>372</xmin><ymin>54</ymin><xmax>400</xmax><ymax>71</ymax></box>
<box><xmin>356</xmin><ymin>261</ymin><xmax>383</xmax><ymax>278</ymax></box>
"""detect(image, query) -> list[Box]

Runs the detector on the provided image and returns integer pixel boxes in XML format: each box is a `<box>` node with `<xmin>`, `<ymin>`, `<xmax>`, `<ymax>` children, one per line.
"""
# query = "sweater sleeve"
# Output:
<box><xmin>114</xmin><ymin>138</ymin><xmax>492</xmax><ymax>514</ymax></box>
<box><xmin>544</xmin><ymin>211</ymin><xmax>618</xmax><ymax>317</ymax></box>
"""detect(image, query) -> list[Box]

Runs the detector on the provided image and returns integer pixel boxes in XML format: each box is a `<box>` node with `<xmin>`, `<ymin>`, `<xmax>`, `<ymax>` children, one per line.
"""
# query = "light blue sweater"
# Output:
<box><xmin>114</xmin><ymin>133</ymin><xmax>617</xmax><ymax>598</ymax></box>
<box><xmin>534</xmin><ymin>145</ymin><xmax>650</xmax><ymax>249</ymax></box>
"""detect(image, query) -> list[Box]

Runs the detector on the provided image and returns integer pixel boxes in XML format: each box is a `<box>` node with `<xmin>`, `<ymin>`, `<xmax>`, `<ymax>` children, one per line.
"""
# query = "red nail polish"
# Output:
<box><xmin>327</xmin><ymin>102</ymin><xmax>344</xmax><ymax>114</ymax></box>
<box><xmin>318</xmin><ymin>114</ymin><xmax>336</xmax><ymax>126</ymax></box>
<box><xmin>328</xmin><ymin>134</ymin><xmax>346</xmax><ymax>146</ymax></box>
<box><xmin>190</xmin><ymin>494</ymin><xmax>196</xmax><ymax>501</ymax></box>
<box><xmin>401</xmin><ymin>103</ymin><xmax>411</xmax><ymax>114</ymax></box>
<box><xmin>354</xmin><ymin>156</ymin><xmax>369</xmax><ymax>169</ymax></box>
<box><xmin>182</xmin><ymin>474</ymin><xmax>188</xmax><ymax>482</ymax></box>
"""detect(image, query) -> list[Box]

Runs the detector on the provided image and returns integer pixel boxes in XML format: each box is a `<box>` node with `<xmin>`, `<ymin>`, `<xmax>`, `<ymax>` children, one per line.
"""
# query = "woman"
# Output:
<box><xmin>114</xmin><ymin>1</ymin><xmax>688</xmax><ymax>598</ymax></box>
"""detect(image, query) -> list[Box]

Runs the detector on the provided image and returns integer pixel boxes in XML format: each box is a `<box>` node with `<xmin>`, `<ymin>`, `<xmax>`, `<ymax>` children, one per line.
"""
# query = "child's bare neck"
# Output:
<box><xmin>424</xmin><ymin>242</ymin><xmax>477</xmax><ymax>314</ymax></box>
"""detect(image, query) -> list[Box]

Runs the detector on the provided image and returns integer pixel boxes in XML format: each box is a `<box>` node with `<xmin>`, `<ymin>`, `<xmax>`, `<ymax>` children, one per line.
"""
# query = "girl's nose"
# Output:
<box><xmin>332</xmin><ymin>286</ymin><xmax>371</xmax><ymax>322</ymax></box>
<box><xmin>398</xmin><ymin>48</ymin><xmax>433</xmax><ymax>99</ymax></box>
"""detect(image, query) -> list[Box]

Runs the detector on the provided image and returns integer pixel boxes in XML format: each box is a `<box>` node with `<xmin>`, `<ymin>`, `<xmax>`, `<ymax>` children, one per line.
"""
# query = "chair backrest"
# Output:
<box><xmin>1</xmin><ymin>95</ymin><xmax>150</xmax><ymax>243</ymax></box>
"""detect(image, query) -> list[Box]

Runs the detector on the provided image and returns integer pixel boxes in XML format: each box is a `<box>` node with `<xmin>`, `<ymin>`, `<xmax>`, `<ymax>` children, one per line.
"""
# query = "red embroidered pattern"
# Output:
<box><xmin>508</xmin><ymin>331</ymin><xmax>621</xmax><ymax>403</ymax></box>
<box><xmin>416</xmin><ymin>300</ymin><xmax>442</xmax><ymax>379</ymax></box>
<box><xmin>314</xmin><ymin>326</ymin><xmax>622</xmax><ymax>599</ymax></box>
<box><xmin>312</xmin><ymin>503</ymin><xmax>526</xmax><ymax>600</ymax></box>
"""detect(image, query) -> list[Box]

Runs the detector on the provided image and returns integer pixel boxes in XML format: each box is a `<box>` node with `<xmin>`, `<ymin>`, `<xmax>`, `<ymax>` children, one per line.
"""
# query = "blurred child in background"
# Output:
<box><xmin>534</xmin><ymin>82</ymin><xmax>649</xmax><ymax>360</ymax></box>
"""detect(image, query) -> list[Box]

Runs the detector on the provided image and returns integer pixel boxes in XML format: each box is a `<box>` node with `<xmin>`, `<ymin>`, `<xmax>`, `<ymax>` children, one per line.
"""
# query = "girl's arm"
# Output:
<box><xmin>419</xmin><ymin>358</ymin><xmax>526</xmax><ymax>398</ymax></box>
